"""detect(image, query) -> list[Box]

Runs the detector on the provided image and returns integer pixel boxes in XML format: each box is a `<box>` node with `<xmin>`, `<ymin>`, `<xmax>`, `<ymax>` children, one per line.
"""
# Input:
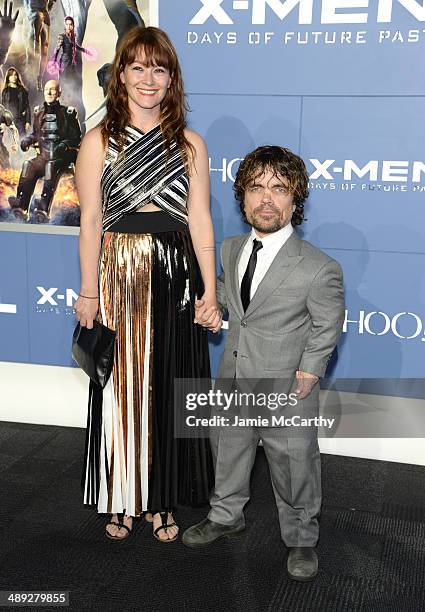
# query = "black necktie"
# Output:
<box><xmin>240</xmin><ymin>239</ymin><xmax>263</xmax><ymax>311</ymax></box>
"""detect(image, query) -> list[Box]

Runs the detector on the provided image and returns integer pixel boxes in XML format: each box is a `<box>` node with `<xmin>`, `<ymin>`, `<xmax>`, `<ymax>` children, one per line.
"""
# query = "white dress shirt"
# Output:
<box><xmin>238</xmin><ymin>224</ymin><xmax>294</xmax><ymax>300</ymax></box>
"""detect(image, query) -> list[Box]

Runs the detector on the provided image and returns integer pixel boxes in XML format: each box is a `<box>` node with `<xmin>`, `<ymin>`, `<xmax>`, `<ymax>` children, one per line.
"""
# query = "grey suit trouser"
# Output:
<box><xmin>208</xmin><ymin>422</ymin><xmax>321</xmax><ymax>547</ymax></box>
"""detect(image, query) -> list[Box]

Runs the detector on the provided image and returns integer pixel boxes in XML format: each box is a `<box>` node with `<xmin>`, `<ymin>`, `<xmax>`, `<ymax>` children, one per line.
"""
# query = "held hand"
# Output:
<box><xmin>194</xmin><ymin>295</ymin><xmax>222</xmax><ymax>333</ymax></box>
<box><xmin>194</xmin><ymin>293</ymin><xmax>216</xmax><ymax>322</ymax></box>
<box><xmin>295</xmin><ymin>370</ymin><xmax>319</xmax><ymax>400</ymax></box>
<box><xmin>74</xmin><ymin>295</ymin><xmax>99</xmax><ymax>329</ymax></box>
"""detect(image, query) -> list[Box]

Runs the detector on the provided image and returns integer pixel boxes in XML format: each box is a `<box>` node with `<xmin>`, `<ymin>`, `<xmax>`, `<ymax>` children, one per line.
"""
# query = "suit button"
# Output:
<box><xmin>233</xmin><ymin>351</ymin><xmax>237</xmax><ymax>357</ymax></box>
<box><xmin>241</xmin><ymin>321</ymin><xmax>247</xmax><ymax>327</ymax></box>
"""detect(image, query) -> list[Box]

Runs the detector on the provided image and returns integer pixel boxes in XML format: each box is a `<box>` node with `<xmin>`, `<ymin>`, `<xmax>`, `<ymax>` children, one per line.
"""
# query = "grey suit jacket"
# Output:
<box><xmin>216</xmin><ymin>231</ymin><xmax>345</xmax><ymax>381</ymax></box>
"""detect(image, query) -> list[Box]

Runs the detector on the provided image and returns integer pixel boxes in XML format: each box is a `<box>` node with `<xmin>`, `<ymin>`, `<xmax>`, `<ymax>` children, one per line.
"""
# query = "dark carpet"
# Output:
<box><xmin>0</xmin><ymin>421</ymin><xmax>424</xmax><ymax>612</ymax></box>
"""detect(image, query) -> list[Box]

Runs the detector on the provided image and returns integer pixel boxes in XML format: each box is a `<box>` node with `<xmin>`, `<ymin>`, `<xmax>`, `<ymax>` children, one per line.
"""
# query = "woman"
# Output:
<box><xmin>74</xmin><ymin>26</ymin><xmax>219</xmax><ymax>542</ymax></box>
<box><xmin>1</xmin><ymin>68</ymin><xmax>30</xmax><ymax>137</ymax></box>
<box><xmin>52</xmin><ymin>16</ymin><xmax>91</xmax><ymax>80</ymax></box>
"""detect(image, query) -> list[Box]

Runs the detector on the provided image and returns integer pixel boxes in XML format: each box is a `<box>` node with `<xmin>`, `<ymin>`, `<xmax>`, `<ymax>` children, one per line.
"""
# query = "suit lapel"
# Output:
<box><xmin>228</xmin><ymin>234</ymin><xmax>250</xmax><ymax>318</ymax></box>
<box><xmin>245</xmin><ymin>231</ymin><xmax>304</xmax><ymax>318</ymax></box>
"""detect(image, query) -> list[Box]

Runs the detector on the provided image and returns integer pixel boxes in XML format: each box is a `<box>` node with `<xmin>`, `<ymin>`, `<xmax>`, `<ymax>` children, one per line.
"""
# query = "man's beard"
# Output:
<box><xmin>248</xmin><ymin>208</ymin><xmax>284</xmax><ymax>234</ymax></box>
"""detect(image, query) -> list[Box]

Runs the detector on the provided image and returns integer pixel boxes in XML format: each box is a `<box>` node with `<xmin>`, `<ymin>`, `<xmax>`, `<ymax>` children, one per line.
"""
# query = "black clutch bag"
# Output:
<box><xmin>72</xmin><ymin>321</ymin><xmax>116</xmax><ymax>389</ymax></box>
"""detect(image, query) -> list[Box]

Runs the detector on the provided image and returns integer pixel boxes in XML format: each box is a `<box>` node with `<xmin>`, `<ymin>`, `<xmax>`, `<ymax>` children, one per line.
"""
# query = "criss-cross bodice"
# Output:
<box><xmin>101</xmin><ymin>124</ymin><xmax>189</xmax><ymax>233</ymax></box>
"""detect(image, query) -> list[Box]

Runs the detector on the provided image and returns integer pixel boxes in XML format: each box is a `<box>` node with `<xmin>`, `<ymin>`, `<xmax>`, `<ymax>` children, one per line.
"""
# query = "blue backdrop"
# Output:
<box><xmin>160</xmin><ymin>0</ymin><xmax>425</xmax><ymax>381</ymax></box>
<box><xmin>1</xmin><ymin>1</ymin><xmax>425</xmax><ymax>389</ymax></box>
<box><xmin>0</xmin><ymin>232</ymin><xmax>80</xmax><ymax>366</ymax></box>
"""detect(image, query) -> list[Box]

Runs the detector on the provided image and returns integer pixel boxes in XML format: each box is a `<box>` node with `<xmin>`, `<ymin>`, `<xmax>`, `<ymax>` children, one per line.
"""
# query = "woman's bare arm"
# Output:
<box><xmin>74</xmin><ymin>126</ymin><xmax>105</xmax><ymax>328</ymax></box>
<box><xmin>186</xmin><ymin>129</ymin><xmax>221</xmax><ymax>332</ymax></box>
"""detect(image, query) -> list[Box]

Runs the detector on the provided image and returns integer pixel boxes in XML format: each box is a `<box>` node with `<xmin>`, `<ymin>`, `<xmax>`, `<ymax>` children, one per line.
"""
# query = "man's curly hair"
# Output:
<box><xmin>234</xmin><ymin>145</ymin><xmax>309</xmax><ymax>226</ymax></box>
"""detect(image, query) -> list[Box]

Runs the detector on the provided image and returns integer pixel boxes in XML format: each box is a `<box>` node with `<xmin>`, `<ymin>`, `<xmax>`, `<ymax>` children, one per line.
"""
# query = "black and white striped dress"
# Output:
<box><xmin>82</xmin><ymin>124</ymin><xmax>213</xmax><ymax>516</ymax></box>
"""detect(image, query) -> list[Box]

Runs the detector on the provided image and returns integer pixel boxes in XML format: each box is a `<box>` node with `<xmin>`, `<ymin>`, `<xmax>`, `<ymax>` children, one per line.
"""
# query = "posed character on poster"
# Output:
<box><xmin>75</xmin><ymin>27</ymin><xmax>216</xmax><ymax>542</ymax></box>
<box><xmin>0</xmin><ymin>100</ymin><xmax>18</xmax><ymax>166</ymax></box>
<box><xmin>0</xmin><ymin>0</ymin><xmax>18</xmax><ymax>72</ymax></box>
<box><xmin>2</xmin><ymin>67</ymin><xmax>30</xmax><ymax>136</ymax></box>
<box><xmin>23</xmin><ymin>0</ymin><xmax>57</xmax><ymax>90</ymax></box>
<box><xmin>183</xmin><ymin>146</ymin><xmax>345</xmax><ymax>582</ymax></box>
<box><xmin>8</xmin><ymin>79</ymin><xmax>81</xmax><ymax>222</ymax></box>
<box><xmin>50</xmin><ymin>16</ymin><xmax>92</xmax><ymax>90</ymax></box>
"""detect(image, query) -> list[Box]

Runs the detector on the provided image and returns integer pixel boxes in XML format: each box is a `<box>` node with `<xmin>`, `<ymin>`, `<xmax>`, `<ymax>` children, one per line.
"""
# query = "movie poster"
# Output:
<box><xmin>0</xmin><ymin>0</ymin><xmax>149</xmax><ymax>227</ymax></box>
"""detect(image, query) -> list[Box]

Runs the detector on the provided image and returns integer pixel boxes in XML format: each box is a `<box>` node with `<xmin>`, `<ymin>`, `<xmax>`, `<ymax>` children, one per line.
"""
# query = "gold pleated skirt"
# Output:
<box><xmin>97</xmin><ymin>232</ymin><xmax>153</xmax><ymax>515</ymax></box>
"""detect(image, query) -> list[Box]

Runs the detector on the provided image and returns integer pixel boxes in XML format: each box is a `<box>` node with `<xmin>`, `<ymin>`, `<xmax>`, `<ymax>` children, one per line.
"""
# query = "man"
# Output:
<box><xmin>182</xmin><ymin>146</ymin><xmax>345</xmax><ymax>582</ymax></box>
<box><xmin>8</xmin><ymin>79</ymin><xmax>81</xmax><ymax>222</ymax></box>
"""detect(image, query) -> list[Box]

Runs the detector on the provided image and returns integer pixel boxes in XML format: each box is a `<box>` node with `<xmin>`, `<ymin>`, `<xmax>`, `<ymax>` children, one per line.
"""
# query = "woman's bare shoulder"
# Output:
<box><xmin>80</xmin><ymin>125</ymin><xmax>105</xmax><ymax>153</ymax></box>
<box><xmin>183</xmin><ymin>129</ymin><xmax>210</xmax><ymax>182</ymax></box>
<box><xmin>186</xmin><ymin>127</ymin><xmax>209</xmax><ymax>149</ymax></box>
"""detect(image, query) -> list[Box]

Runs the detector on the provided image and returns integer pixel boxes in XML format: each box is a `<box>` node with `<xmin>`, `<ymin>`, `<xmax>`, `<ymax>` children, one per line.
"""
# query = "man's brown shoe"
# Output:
<box><xmin>182</xmin><ymin>518</ymin><xmax>245</xmax><ymax>548</ymax></box>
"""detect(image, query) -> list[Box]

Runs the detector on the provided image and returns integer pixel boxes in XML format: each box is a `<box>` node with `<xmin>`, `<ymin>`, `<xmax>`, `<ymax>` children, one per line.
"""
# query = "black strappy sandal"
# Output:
<box><xmin>105</xmin><ymin>517</ymin><xmax>132</xmax><ymax>541</ymax></box>
<box><xmin>152</xmin><ymin>511</ymin><xmax>178</xmax><ymax>543</ymax></box>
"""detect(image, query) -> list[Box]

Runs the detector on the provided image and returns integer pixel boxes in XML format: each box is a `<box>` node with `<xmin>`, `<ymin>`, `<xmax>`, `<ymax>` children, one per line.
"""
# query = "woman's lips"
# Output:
<box><xmin>136</xmin><ymin>88</ymin><xmax>158</xmax><ymax>96</ymax></box>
